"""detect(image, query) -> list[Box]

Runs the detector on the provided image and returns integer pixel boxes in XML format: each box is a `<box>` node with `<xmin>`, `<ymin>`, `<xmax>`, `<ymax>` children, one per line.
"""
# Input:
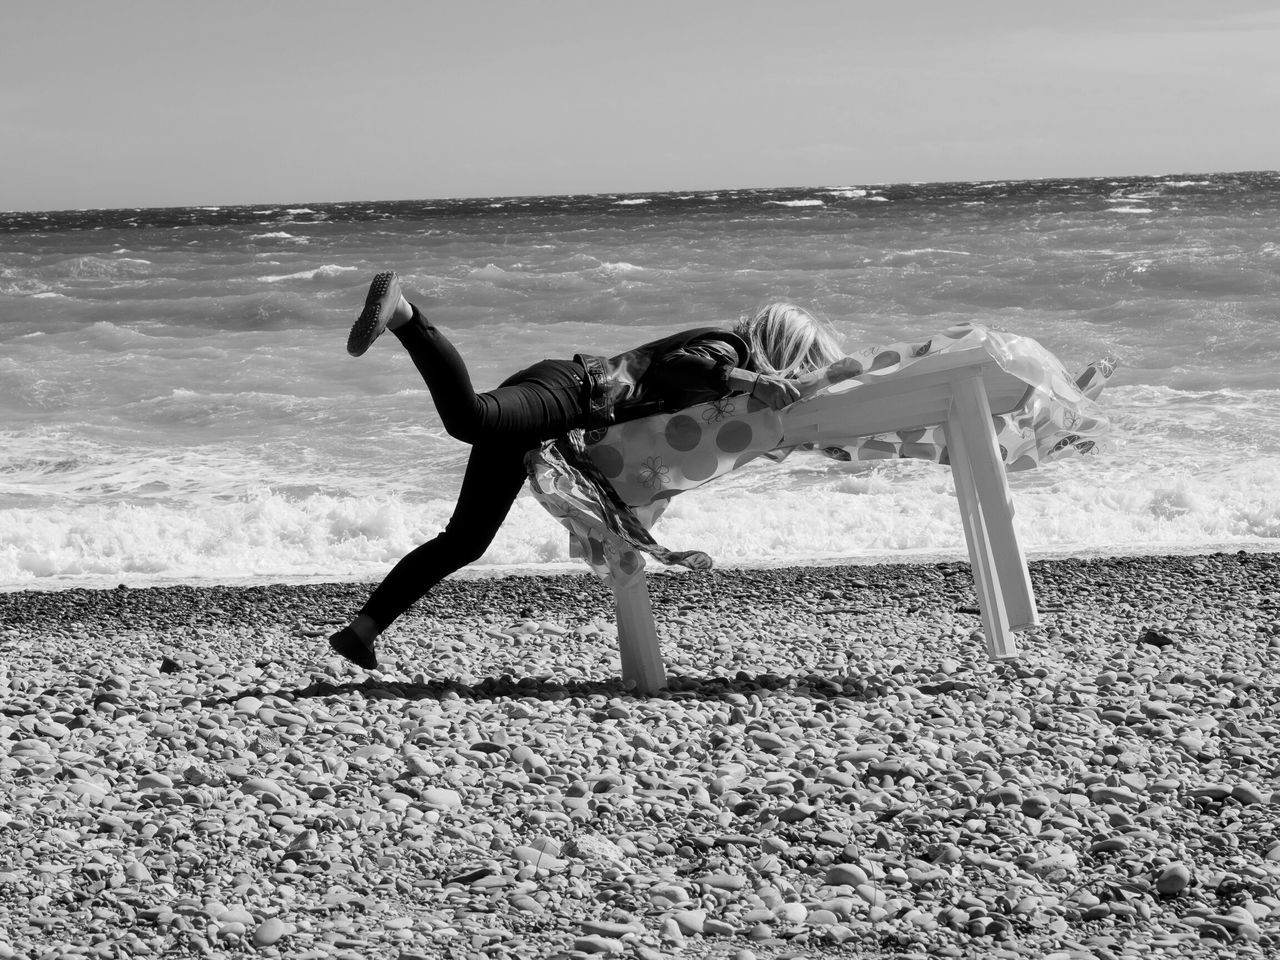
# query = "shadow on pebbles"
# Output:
<box><xmin>2</xmin><ymin>552</ymin><xmax>1279</xmax><ymax>959</ymax></box>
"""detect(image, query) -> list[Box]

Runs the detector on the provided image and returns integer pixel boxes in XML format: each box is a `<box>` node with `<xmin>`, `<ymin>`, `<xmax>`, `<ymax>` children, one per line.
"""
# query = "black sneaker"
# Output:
<box><xmin>329</xmin><ymin>626</ymin><xmax>378</xmax><ymax>669</ymax></box>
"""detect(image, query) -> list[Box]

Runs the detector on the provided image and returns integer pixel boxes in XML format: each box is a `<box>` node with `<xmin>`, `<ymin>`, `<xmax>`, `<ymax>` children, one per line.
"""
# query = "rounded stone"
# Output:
<box><xmin>252</xmin><ymin>918</ymin><xmax>286</xmax><ymax>947</ymax></box>
<box><xmin>825</xmin><ymin>863</ymin><xmax>869</xmax><ymax>886</ymax></box>
<box><xmin>574</xmin><ymin>935</ymin><xmax>625</xmax><ymax>955</ymax></box>
<box><xmin>1156</xmin><ymin>863</ymin><xmax>1192</xmax><ymax>896</ymax></box>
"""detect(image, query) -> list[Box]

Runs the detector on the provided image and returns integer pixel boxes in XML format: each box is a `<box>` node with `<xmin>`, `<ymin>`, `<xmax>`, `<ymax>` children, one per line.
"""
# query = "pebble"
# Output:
<box><xmin>698</xmin><ymin>871</ymin><xmax>747</xmax><ymax>892</ymax></box>
<box><xmin>420</xmin><ymin>788</ymin><xmax>463</xmax><ymax>810</ymax></box>
<box><xmin>774</xmin><ymin>902</ymin><xmax>807</xmax><ymax>923</ymax></box>
<box><xmin>241</xmin><ymin>777</ymin><xmax>284</xmax><ymax>800</ymax></box>
<box><xmin>1156</xmin><ymin>863</ymin><xmax>1192</xmax><ymax>896</ymax></box>
<box><xmin>3</xmin><ymin>556</ymin><xmax>1277</xmax><ymax>960</ymax></box>
<box><xmin>1232</xmin><ymin>783</ymin><xmax>1267</xmax><ymax>806</ymax></box>
<box><xmin>564</xmin><ymin>834</ymin><xmax>628</xmax><ymax>865</ymax></box>
<box><xmin>671</xmin><ymin>909</ymin><xmax>706</xmax><ymax>935</ymax></box>
<box><xmin>513</xmin><ymin>845</ymin><xmax>568</xmax><ymax>872</ymax></box>
<box><xmin>574</xmin><ymin>936</ymin><xmax>625</xmax><ymax>954</ymax></box>
<box><xmin>825</xmin><ymin>863</ymin><xmax>869</xmax><ymax>886</ymax></box>
<box><xmin>252</xmin><ymin>918</ymin><xmax>286</xmax><ymax>947</ymax></box>
<box><xmin>581</xmin><ymin>920</ymin><xmax>642</xmax><ymax>938</ymax></box>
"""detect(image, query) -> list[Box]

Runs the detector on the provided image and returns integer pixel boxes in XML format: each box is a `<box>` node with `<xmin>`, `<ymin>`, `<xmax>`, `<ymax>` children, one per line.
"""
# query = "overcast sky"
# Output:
<box><xmin>4</xmin><ymin>0</ymin><xmax>1278</xmax><ymax>211</ymax></box>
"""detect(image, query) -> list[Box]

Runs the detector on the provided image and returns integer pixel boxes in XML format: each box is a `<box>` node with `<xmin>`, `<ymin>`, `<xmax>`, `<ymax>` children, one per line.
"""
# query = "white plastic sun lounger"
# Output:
<box><xmin>527</xmin><ymin>323</ymin><xmax>1111</xmax><ymax>695</ymax></box>
<box><xmin>611</xmin><ymin>347</ymin><xmax>1036</xmax><ymax>694</ymax></box>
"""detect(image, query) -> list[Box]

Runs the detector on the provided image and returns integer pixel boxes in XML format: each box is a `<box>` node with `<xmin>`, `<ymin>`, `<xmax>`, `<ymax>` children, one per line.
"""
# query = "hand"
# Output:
<box><xmin>750</xmin><ymin>373</ymin><xmax>802</xmax><ymax>409</ymax></box>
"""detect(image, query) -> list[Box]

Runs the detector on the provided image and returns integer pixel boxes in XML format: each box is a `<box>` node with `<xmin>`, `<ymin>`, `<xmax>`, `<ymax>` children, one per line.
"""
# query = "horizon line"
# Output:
<box><xmin>5</xmin><ymin>167</ymin><xmax>1277</xmax><ymax>217</ymax></box>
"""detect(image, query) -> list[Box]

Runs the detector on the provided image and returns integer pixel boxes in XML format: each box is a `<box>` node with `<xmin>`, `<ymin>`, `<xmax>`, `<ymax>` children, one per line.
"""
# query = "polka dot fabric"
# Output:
<box><xmin>584</xmin><ymin>394</ymin><xmax>786</xmax><ymax>508</ymax></box>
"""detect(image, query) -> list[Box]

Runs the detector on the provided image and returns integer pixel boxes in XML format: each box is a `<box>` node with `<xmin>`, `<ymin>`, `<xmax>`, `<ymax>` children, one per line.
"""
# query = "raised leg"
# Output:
<box><xmin>950</xmin><ymin>375</ymin><xmax>1038</xmax><ymax>634</ymax></box>
<box><xmin>611</xmin><ymin>569</ymin><xmax>667</xmax><ymax>695</ymax></box>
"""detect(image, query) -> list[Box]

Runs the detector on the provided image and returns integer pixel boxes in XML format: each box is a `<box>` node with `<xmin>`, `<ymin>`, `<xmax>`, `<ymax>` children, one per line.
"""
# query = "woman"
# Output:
<box><xmin>329</xmin><ymin>272</ymin><xmax>843</xmax><ymax>668</ymax></box>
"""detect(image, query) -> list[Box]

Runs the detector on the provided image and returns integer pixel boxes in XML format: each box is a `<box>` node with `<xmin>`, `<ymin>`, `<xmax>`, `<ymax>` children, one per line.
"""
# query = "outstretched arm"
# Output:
<box><xmin>648</xmin><ymin>333</ymin><xmax>802</xmax><ymax>410</ymax></box>
<box><xmin>725</xmin><ymin>368</ymin><xmax>801</xmax><ymax>409</ymax></box>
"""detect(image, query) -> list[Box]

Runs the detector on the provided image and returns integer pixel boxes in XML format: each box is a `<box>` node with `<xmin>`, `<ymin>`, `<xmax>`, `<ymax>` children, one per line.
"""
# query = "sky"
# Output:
<box><xmin>3</xmin><ymin>0</ymin><xmax>1279</xmax><ymax>211</ymax></box>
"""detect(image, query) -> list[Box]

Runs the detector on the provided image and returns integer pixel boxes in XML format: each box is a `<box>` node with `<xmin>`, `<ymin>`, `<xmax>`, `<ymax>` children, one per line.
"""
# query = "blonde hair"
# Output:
<box><xmin>733</xmin><ymin>302</ymin><xmax>844</xmax><ymax>378</ymax></box>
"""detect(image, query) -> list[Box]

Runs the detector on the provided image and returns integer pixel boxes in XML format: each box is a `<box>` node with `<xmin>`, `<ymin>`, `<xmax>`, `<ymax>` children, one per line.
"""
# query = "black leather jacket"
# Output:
<box><xmin>576</xmin><ymin>327</ymin><xmax>754</xmax><ymax>433</ymax></box>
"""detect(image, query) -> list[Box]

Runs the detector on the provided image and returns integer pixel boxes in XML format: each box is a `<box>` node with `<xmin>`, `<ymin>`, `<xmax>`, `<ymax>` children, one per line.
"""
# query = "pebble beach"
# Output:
<box><xmin>3</xmin><ymin>552</ymin><xmax>1279</xmax><ymax>959</ymax></box>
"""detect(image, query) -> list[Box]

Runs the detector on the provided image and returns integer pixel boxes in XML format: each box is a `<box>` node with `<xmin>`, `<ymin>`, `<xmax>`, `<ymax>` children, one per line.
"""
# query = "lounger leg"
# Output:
<box><xmin>612</xmin><ymin>570</ymin><xmax>667</xmax><ymax>695</ymax></box>
<box><xmin>946</xmin><ymin>410</ymin><xmax>1017</xmax><ymax>660</ymax></box>
<box><xmin>951</xmin><ymin>375</ymin><xmax>1038</xmax><ymax>634</ymax></box>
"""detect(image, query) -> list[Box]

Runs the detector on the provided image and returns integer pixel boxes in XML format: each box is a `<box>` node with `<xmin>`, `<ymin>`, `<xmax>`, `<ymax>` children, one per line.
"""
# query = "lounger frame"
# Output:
<box><xmin>608</xmin><ymin>348</ymin><xmax>1038</xmax><ymax>693</ymax></box>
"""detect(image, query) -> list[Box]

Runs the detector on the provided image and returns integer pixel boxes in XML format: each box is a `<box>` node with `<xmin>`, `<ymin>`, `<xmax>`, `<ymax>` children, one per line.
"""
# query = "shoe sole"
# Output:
<box><xmin>347</xmin><ymin>271</ymin><xmax>398</xmax><ymax>357</ymax></box>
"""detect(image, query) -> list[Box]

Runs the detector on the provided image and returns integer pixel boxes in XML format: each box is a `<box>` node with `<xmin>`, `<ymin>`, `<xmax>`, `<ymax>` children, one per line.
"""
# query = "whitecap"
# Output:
<box><xmin>765</xmin><ymin>199</ymin><xmax>824</xmax><ymax>207</ymax></box>
<box><xmin>614</xmin><ymin>198</ymin><xmax>650</xmax><ymax>206</ymax></box>
<box><xmin>250</xmin><ymin>231</ymin><xmax>304</xmax><ymax>241</ymax></box>
<box><xmin>260</xmin><ymin>264</ymin><xmax>358</xmax><ymax>283</ymax></box>
<box><xmin>825</xmin><ymin>189</ymin><xmax>868</xmax><ymax>198</ymax></box>
<box><xmin>285</xmin><ymin>208</ymin><xmax>316</xmax><ymax>215</ymax></box>
<box><xmin>600</xmin><ymin>261</ymin><xmax>643</xmax><ymax>272</ymax></box>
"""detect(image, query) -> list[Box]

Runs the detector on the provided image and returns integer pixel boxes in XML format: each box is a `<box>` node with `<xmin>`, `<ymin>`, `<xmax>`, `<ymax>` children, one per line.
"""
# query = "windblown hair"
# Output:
<box><xmin>733</xmin><ymin>302</ymin><xmax>844</xmax><ymax>378</ymax></box>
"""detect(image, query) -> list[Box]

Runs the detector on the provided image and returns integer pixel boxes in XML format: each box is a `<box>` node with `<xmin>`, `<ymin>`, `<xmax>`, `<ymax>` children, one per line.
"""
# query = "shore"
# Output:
<box><xmin>2</xmin><ymin>553</ymin><xmax>1278</xmax><ymax>959</ymax></box>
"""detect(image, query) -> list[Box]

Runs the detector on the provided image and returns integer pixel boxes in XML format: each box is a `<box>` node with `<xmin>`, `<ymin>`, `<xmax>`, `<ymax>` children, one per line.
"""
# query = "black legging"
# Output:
<box><xmin>360</xmin><ymin>307</ymin><xmax>587</xmax><ymax>629</ymax></box>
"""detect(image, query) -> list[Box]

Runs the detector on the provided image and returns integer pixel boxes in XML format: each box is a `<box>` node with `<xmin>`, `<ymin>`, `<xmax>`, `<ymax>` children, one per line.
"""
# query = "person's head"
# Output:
<box><xmin>733</xmin><ymin>302</ymin><xmax>844</xmax><ymax>378</ymax></box>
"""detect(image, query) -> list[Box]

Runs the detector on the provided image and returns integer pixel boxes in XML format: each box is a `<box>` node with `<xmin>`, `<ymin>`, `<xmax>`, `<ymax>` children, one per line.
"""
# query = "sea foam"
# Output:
<box><xmin>3</xmin><ymin>450</ymin><xmax>1277</xmax><ymax>590</ymax></box>
<box><xmin>260</xmin><ymin>264</ymin><xmax>358</xmax><ymax>283</ymax></box>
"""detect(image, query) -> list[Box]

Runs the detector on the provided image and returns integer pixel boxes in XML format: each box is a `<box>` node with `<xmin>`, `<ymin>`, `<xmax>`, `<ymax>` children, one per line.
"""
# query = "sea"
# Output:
<box><xmin>2</xmin><ymin>172</ymin><xmax>1278</xmax><ymax>591</ymax></box>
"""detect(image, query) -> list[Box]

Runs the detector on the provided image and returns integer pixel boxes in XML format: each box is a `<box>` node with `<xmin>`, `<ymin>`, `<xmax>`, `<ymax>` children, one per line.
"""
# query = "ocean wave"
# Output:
<box><xmin>260</xmin><ymin>264</ymin><xmax>358</xmax><ymax>283</ymax></box>
<box><xmin>897</xmin><ymin>248</ymin><xmax>973</xmax><ymax>258</ymax></box>
<box><xmin>0</xmin><ymin>277</ymin><xmax>54</xmax><ymax>296</ymax></box>
<box><xmin>43</xmin><ymin>255</ymin><xmax>153</xmax><ymax>280</ymax></box>
<box><xmin>3</xmin><ymin>453</ymin><xmax>1276</xmax><ymax>589</ymax></box>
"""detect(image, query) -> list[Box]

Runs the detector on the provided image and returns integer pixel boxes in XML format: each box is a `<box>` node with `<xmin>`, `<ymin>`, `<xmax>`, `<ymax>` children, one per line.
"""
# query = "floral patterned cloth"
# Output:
<box><xmin>526</xmin><ymin>322</ymin><xmax>1114</xmax><ymax>587</ymax></box>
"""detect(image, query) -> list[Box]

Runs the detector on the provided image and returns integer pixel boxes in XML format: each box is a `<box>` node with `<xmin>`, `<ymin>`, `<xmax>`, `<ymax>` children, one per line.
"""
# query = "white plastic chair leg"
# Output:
<box><xmin>946</xmin><ymin>377</ymin><xmax>1031</xmax><ymax>660</ymax></box>
<box><xmin>946</xmin><ymin>415</ymin><xmax>1016</xmax><ymax>659</ymax></box>
<box><xmin>951</xmin><ymin>375</ymin><xmax>1038</xmax><ymax>633</ymax></box>
<box><xmin>612</xmin><ymin>572</ymin><xmax>667</xmax><ymax>694</ymax></box>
